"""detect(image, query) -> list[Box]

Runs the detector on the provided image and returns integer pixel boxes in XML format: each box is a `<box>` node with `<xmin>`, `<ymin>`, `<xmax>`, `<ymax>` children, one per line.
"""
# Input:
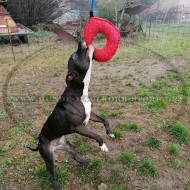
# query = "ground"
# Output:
<box><xmin>0</xmin><ymin>31</ymin><xmax>190</xmax><ymax>190</ymax></box>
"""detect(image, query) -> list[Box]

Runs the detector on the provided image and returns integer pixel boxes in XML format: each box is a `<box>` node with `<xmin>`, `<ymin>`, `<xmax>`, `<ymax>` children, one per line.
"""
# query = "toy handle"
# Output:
<box><xmin>90</xmin><ymin>0</ymin><xmax>94</xmax><ymax>17</ymax></box>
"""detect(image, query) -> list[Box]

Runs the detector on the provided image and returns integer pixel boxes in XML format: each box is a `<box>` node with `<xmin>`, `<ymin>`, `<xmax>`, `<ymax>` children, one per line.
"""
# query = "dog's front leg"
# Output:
<box><xmin>90</xmin><ymin>112</ymin><xmax>115</xmax><ymax>138</ymax></box>
<box><xmin>74</xmin><ymin>125</ymin><xmax>109</xmax><ymax>152</ymax></box>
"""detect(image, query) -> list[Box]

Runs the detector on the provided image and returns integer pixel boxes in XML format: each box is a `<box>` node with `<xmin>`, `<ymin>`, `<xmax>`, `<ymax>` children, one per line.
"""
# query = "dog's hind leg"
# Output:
<box><xmin>39</xmin><ymin>142</ymin><xmax>60</xmax><ymax>190</ymax></box>
<box><xmin>90</xmin><ymin>112</ymin><xmax>115</xmax><ymax>138</ymax></box>
<box><xmin>63</xmin><ymin>139</ymin><xmax>90</xmax><ymax>166</ymax></box>
<box><xmin>75</xmin><ymin>125</ymin><xmax>109</xmax><ymax>152</ymax></box>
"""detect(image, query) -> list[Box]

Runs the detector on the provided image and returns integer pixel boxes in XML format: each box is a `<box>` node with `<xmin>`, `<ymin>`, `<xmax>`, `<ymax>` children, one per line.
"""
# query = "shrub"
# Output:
<box><xmin>7</xmin><ymin>0</ymin><xmax>63</xmax><ymax>27</ymax></box>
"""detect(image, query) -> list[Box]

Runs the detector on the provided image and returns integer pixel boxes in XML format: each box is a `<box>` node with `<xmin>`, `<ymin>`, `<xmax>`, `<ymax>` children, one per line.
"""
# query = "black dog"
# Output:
<box><xmin>28</xmin><ymin>41</ymin><xmax>114</xmax><ymax>190</ymax></box>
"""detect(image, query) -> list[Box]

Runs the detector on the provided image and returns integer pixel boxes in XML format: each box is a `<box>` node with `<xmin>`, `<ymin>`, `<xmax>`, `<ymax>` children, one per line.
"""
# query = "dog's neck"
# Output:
<box><xmin>82</xmin><ymin>51</ymin><xmax>93</xmax><ymax>97</ymax></box>
<box><xmin>63</xmin><ymin>52</ymin><xmax>93</xmax><ymax>98</ymax></box>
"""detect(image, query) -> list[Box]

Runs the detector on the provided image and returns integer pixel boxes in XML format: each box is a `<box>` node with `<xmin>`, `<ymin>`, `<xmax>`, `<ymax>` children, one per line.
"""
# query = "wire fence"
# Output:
<box><xmin>142</xmin><ymin>9</ymin><xmax>190</xmax><ymax>45</ymax></box>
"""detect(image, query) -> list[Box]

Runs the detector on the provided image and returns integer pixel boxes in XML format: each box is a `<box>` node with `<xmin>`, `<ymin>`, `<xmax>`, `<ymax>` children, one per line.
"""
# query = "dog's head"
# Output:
<box><xmin>66</xmin><ymin>41</ymin><xmax>94</xmax><ymax>87</ymax></box>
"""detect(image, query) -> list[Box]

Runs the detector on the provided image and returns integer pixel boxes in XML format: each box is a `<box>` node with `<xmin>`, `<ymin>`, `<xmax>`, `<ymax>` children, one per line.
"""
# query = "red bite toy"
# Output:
<box><xmin>84</xmin><ymin>17</ymin><xmax>120</xmax><ymax>62</ymax></box>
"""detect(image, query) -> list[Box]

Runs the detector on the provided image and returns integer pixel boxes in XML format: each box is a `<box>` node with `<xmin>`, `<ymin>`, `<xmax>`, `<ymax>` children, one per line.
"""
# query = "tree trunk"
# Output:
<box><xmin>118</xmin><ymin>8</ymin><xmax>125</xmax><ymax>31</ymax></box>
<box><xmin>114</xmin><ymin>6</ymin><xmax>118</xmax><ymax>28</ymax></box>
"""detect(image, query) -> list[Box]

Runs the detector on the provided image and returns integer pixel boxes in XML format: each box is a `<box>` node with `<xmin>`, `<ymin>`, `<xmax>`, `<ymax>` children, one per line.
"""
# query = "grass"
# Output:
<box><xmin>44</xmin><ymin>109</ymin><xmax>52</xmax><ymax>116</ymax></box>
<box><xmin>125</xmin><ymin>82</ymin><xmax>132</xmax><ymax>87</ymax></box>
<box><xmin>1</xmin><ymin>28</ymin><xmax>190</xmax><ymax>189</ymax></box>
<box><xmin>107</xmin><ymin>169</ymin><xmax>127</xmax><ymax>189</ymax></box>
<box><xmin>111</xmin><ymin>184</ymin><xmax>126</xmax><ymax>190</ymax></box>
<box><xmin>76</xmin><ymin>143</ymin><xmax>91</xmax><ymax>155</ymax></box>
<box><xmin>139</xmin><ymin>82</ymin><xmax>148</xmax><ymax>88</ymax></box>
<box><xmin>119</xmin><ymin>152</ymin><xmax>134</xmax><ymax>167</ymax></box>
<box><xmin>112</xmin><ymin>130</ymin><xmax>123</xmax><ymax>140</ymax></box>
<box><xmin>43</xmin><ymin>93</ymin><xmax>53</xmax><ymax>101</ymax></box>
<box><xmin>53</xmin><ymin>72</ymin><xmax>59</xmax><ymax>77</ymax></box>
<box><xmin>138</xmin><ymin>90</ymin><xmax>149</xmax><ymax>97</ymax></box>
<box><xmin>91</xmin><ymin>158</ymin><xmax>104</xmax><ymax>170</ymax></box>
<box><xmin>152</xmin><ymin>81</ymin><xmax>170</xmax><ymax>89</ymax></box>
<box><xmin>156</xmin><ymin>120</ymin><xmax>169</xmax><ymax>128</ymax></box>
<box><xmin>20</xmin><ymin>122</ymin><xmax>33</xmax><ymax>132</ymax></box>
<box><xmin>31</xmin><ymin>30</ymin><xmax>56</xmax><ymax>40</ymax></box>
<box><xmin>169</xmin><ymin>123</ymin><xmax>189</xmax><ymax>143</ymax></box>
<box><xmin>75</xmin><ymin>158</ymin><xmax>103</xmax><ymax>187</ymax></box>
<box><xmin>0</xmin><ymin>159</ymin><xmax>7</xmax><ymax>179</ymax></box>
<box><xmin>169</xmin><ymin>73</ymin><xmax>183</xmax><ymax>82</ymax></box>
<box><xmin>112</xmin><ymin>77</ymin><xmax>119</xmax><ymax>83</ymax></box>
<box><xmin>169</xmin><ymin>144</ymin><xmax>179</xmax><ymax>155</ymax></box>
<box><xmin>167</xmin><ymin>158</ymin><xmax>182</xmax><ymax>169</ymax></box>
<box><xmin>119</xmin><ymin>122</ymin><xmax>140</xmax><ymax>132</ymax></box>
<box><xmin>32</xmin><ymin>164</ymin><xmax>68</xmax><ymax>190</ymax></box>
<box><xmin>0</xmin><ymin>111</ymin><xmax>6</xmax><ymax>119</ymax></box>
<box><xmin>137</xmin><ymin>160</ymin><xmax>158</xmax><ymax>177</ymax></box>
<box><xmin>99</xmin><ymin>108</ymin><xmax>108</xmax><ymax>119</ymax></box>
<box><xmin>143</xmin><ymin>99</ymin><xmax>167</xmax><ymax>113</ymax></box>
<box><xmin>184</xmin><ymin>181</ymin><xmax>190</xmax><ymax>190</ymax></box>
<box><xmin>110</xmin><ymin>110</ymin><xmax>123</xmax><ymax>117</ymax></box>
<box><xmin>7</xmin><ymin>100</ymin><xmax>16</xmax><ymax>107</ymax></box>
<box><xmin>113</xmin><ymin>56</ymin><xmax>120</xmax><ymax>62</ymax></box>
<box><xmin>146</xmin><ymin>138</ymin><xmax>161</xmax><ymax>149</ymax></box>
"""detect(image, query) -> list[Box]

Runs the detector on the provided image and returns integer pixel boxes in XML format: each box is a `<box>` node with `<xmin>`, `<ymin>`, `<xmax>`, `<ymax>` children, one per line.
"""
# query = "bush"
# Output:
<box><xmin>7</xmin><ymin>0</ymin><xmax>62</xmax><ymax>27</ymax></box>
<box><xmin>99</xmin><ymin>6</ymin><xmax>116</xmax><ymax>24</ymax></box>
<box><xmin>98</xmin><ymin>5</ymin><xmax>129</xmax><ymax>26</ymax></box>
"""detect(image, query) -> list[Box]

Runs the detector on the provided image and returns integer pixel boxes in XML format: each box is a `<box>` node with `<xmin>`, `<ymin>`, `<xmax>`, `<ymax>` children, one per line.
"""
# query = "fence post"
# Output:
<box><xmin>148</xmin><ymin>20</ymin><xmax>151</xmax><ymax>41</ymax></box>
<box><xmin>6</xmin><ymin>19</ymin><xmax>16</xmax><ymax>61</ymax></box>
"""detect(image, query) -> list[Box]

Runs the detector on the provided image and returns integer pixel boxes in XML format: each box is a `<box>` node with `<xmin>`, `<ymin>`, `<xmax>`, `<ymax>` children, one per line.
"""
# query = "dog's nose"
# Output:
<box><xmin>78</xmin><ymin>40</ymin><xmax>87</xmax><ymax>52</ymax></box>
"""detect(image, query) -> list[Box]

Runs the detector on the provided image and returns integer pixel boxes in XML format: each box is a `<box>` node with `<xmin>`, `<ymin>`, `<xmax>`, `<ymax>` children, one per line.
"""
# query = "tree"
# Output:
<box><xmin>7</xmin><ymin>0</ymin><xmax>63</xmax><ymax>27</ymax></box>
<box><xmin>137</xmin><ymin>0</ymin><xmax>159</xmax><ymax>6</ymax></box>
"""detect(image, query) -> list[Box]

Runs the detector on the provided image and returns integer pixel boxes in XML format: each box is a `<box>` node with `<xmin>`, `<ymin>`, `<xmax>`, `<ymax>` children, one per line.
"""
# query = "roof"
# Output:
<box><xmin>119</xmin><ymin>2</ymin><xmax>148</xmax><ymax>15</ymax></box>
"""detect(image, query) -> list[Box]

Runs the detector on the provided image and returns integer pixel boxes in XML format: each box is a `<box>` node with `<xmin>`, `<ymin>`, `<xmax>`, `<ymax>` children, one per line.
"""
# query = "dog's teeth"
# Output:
<box><xmin>109</xmin><ymin>134</ymin><xmax>115</xmax><ymax>138</ymax></box>
<box><xmin>100</xmin><ymin>143</ymin><xmax>109</xmax><ymax>152</ymax></box>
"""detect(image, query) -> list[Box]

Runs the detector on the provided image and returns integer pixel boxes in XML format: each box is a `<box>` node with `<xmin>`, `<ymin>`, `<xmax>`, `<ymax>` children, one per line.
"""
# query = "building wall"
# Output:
<box><xmin>159</xmin><ymin>0</ymin><xmax>179</xmax><ymax>11</ymax></box>
<box><xmin>179</xmin><ymin>0</ymin><xmax>190</xmax><ymax>8</ymax></box>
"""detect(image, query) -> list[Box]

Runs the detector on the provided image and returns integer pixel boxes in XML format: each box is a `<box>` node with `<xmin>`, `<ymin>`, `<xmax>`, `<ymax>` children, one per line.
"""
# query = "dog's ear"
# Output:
<box><xmin>67</xmin><ymin>71</ymin><xmax>75</xmax><ymax>81</ymax></box>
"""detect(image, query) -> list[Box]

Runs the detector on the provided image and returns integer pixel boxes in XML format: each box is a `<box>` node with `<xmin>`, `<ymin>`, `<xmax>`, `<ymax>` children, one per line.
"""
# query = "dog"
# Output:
<box><xmin>28</xmin><ymin>41</ymin><xmax>115</xmax><ymax>190</ymax></box>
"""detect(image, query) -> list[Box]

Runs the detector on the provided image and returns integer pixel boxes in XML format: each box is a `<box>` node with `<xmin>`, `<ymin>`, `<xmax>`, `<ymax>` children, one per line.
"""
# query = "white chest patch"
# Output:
<box><xmin>81</xmin><ymin>46</ymin><xmax>94</xmax><ymax>126</ymax></box>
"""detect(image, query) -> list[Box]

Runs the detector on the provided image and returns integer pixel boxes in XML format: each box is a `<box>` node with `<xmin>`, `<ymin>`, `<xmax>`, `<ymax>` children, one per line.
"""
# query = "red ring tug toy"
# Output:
<box><xmin>84</xmin><ymin>4</ymin><xmax>120</xmax><ymax>62</ymax></box>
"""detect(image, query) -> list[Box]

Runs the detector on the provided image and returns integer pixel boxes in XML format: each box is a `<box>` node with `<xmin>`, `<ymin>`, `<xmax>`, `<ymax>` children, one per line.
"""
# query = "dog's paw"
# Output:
<box><xmin>109</xmin><ymin>133</ymin><xmax>115</xmax><ymax>138</ymax></box>
<box><xmin>100</xmin><ymin>143</ymin><xmax>109</xmax><ymax>152</ymax></box>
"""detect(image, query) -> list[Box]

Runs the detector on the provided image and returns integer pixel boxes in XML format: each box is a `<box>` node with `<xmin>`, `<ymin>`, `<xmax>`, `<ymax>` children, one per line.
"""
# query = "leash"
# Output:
<box><xmin>90</xmin><ymin>0</ymin><xmax>94</xmax><ymax>17</ymax></box>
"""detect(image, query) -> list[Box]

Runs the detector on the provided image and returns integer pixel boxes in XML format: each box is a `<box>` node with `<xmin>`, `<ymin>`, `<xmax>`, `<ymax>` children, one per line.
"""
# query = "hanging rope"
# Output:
<box><xmin>90</xmin><ymin>0</ymin><xmax>94</xmax><ymax>17</ymax></box>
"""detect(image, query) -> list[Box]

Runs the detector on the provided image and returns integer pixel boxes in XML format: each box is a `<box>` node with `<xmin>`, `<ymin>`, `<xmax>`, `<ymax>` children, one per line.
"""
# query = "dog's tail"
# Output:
<box><xmin>27</xmin><ymin>143</ymin><xmax>39</xmax><ymax>152</ymax></box>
